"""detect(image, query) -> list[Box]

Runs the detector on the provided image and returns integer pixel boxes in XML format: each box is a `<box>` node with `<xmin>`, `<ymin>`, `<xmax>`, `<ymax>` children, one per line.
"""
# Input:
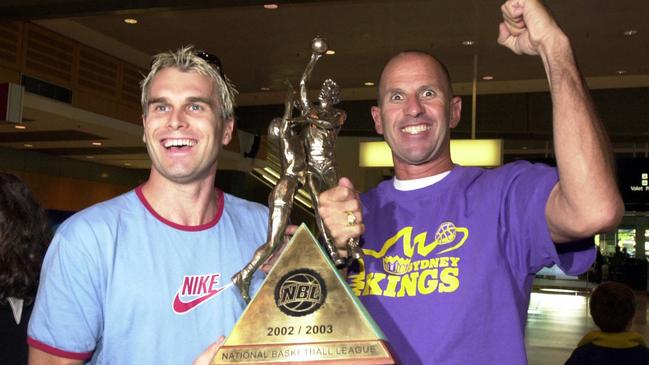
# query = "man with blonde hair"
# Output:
<box><xmin>27</xmin><ymin>46</ymin><xmax>268</xmax><ymax>364</ymax></box>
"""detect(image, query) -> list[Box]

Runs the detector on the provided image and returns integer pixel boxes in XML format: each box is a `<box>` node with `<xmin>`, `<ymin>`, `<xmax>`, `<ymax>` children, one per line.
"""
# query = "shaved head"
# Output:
<box><xmin>378</xmin><ymin>50</ymin><xmax>454</xmax><ymax>105</ymax></box>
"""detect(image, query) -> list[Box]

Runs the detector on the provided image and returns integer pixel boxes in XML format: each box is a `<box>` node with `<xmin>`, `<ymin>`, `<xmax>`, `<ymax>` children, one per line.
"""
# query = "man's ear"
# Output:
<box><xmin>449</xmin><ymin>96</ymin><xmax>462</xmax><ymax>128</ymax></box>
<box><xmin>222</xmin><ymin>118</ymin><xmax>235</xmax><ymax>145</ymax></box>
<box><xmin>371</xmin><ymin>106</ymin><xmax>384</xmax><ymax>135</ymax></box>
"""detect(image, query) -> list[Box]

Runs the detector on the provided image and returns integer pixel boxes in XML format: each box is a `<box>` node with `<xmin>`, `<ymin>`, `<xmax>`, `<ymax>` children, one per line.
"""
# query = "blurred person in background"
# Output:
<box><xmin>565</xmin><ymin>281</ymin><xmax>649</xmax><ymax>364</ymax></box>
<box><xmin>0</xmin><ymin>173</ymin><xmax>52</xmax><ymax>365</ymax></box>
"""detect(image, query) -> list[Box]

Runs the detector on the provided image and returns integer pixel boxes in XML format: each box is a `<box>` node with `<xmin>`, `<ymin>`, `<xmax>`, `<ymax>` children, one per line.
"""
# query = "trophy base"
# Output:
<box><xmin>212</xmin><ymin>225</ymin><xmax>396</xmax><ymax>365</ymax></box>
<box><xmin>214</xmin><ymin>339</ymin><xmax>394</xmax><ymax>364</ymax></box>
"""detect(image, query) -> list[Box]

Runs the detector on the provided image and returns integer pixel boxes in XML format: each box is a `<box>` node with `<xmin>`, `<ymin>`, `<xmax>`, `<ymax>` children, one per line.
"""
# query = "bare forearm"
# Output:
<box><xmin>29</xmin><ymin>347</ymin><xmax>83</xmax><ymax>365</ymax></box>
<box><xmin>541</xmin><ymin>37</ymin><xmax>623</xmax><ymax>241</ymax></box>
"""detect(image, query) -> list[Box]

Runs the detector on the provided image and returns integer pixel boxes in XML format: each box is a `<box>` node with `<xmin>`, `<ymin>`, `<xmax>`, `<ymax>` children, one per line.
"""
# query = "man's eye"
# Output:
<box><xmin>422</xmin><ymin>89</ymin><xmax>436</xmax><ymax>97</ymax></box>
<box><xmin>154</xmin><ymin>105</ymin><xmax>168</xmax><ymax>112</ymax></box>
<box><xmin>189</xmin><ymin>104</ymin><xmax>203</xmax><ymax>111</ymax></box>
<box><xmin>390</xmin><ymin>94</ymin><xmax>403</xmax><ymax>101</ymax></box>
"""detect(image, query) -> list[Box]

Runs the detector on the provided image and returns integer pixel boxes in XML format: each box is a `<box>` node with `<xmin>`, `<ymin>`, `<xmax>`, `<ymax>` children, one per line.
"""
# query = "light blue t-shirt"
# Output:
<box><xmin>28</xmin><ymin>186</ymin><xmax>267</xmax><ymax>364</ymax></box>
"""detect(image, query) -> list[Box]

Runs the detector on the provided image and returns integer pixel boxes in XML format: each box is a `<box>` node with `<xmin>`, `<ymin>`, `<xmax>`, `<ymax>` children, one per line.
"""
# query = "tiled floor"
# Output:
<box><xmin>525</xmin><ymin>286</ymin><xmax>648</xmax><ymax>365</ymax></box>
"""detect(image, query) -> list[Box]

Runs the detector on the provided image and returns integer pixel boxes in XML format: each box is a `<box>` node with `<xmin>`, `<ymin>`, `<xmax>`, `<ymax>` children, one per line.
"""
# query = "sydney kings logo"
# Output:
<box><xmin>274</xmin><ymin>269</ymin><xmax>327</xmax><ymax>317</ymax></box>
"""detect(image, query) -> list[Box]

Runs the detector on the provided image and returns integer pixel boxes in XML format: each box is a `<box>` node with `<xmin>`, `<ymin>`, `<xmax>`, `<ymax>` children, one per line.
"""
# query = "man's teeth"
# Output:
<box><xmin>163</xmin><ymin>139</ymin><xmax>196</xmax><ymax>148</ymax></box>
<box><xmin>401</xmin><ymin>125</ymin><xmax>430</xmax><ymax>134</ymax></box>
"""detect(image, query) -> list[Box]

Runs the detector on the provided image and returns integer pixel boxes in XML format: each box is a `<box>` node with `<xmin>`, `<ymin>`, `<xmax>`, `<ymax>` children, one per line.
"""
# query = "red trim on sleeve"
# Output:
<box><xmin>27</xmin><ymin>336</ymin><xmax>93</xmax><ymax>361</ymax></box>
<box><xmin>135</xmin><ymin>185</ymin><xmax>224</xmax><ymax>231</ymax></box>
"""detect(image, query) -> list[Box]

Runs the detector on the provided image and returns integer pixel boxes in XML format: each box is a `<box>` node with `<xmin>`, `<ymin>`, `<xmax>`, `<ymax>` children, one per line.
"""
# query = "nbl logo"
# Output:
<box><xmin>274</xmin><ymin>269</ymin><xmax>327</xmax><ymax>317</ymax></box>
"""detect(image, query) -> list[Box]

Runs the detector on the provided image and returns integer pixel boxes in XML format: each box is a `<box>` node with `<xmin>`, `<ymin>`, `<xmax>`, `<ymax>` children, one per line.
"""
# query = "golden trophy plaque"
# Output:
<box><xmin>213</xmin><ymin>225</ymin><xmax>395</xmax><ymax>365</ymax></box>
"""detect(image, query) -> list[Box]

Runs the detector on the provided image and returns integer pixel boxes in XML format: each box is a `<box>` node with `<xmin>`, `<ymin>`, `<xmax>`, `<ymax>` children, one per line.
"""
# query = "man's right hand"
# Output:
<box><xmin>318</xmin><ymin>177</ymin><xmax>364</xmax><ymax>258</ymax></box>
<box><xmin>193</xmin><ymin>337</ymin><xmax>225</xmax><ymax>365</ymax></box>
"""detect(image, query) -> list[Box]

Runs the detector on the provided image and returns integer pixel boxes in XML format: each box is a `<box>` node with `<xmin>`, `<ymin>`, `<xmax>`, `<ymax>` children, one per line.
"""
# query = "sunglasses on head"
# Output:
<box><xmin>196</xmin><ymin>50</ymin><xmax>225</xmax><ymax>79</ymax></box>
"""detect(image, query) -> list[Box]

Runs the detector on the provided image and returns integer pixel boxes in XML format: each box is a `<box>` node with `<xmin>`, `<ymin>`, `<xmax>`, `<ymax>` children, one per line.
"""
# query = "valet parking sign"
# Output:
<box><xmin>617</xmin><ymin>158</ymin><xmax>649</xmax><ymax>211</ymax></box>
<box><xmin>630</xmin><ymin>173</ymin><xmax>649</xmax><ymax>192</ymax></box>
<box><xmin>631</xmin><ymin>172</ymin><xmax>649</xmax><ymax>191</ymax></box>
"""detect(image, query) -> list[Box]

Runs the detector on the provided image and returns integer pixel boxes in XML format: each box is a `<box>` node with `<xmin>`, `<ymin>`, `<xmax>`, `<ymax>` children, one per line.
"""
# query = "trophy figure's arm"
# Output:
<box><xmin>299</xmin><ymin>37</ymin><xmax>328</xmax><ymax>114</ymax></box>
<box><xmin>283</xmin><ymin>81</ymin><xmax>296</xmax><ymax>121</ymax></box>
<box><xmin>269</xmin><ymin>82</ymin><xmax>297</xmax><ymax>138</ymax></box>
<box><xmin>299</xmin><ymin>53</ymin><xmax>321</xmax><ymax>114</ymax></box>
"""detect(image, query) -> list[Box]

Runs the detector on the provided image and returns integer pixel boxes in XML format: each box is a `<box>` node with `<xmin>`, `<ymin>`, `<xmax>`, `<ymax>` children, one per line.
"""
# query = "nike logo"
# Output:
<box><xmin>172</xmin><ymin>287</ymin><xmax>225</xmax><ymax>314</ymax></box>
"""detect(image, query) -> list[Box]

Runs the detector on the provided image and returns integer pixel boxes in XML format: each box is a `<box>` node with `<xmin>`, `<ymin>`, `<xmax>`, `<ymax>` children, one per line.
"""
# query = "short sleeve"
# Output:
<box><xmin>500</xmin><ymin>162</ymin><xmax>595</xmax><ymax>275</ymax></box>
<box><xmin>27</xmin><ymin>226</ymin><xmax>103</xmax><ymax>361</ymax></box>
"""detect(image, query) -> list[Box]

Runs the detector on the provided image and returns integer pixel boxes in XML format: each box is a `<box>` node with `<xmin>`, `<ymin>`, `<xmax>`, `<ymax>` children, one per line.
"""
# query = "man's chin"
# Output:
<box><xmin>393</xmin><ymin>148</ymin><xmax>453</xmax><ymax>168</ymax></box>
<box><xmin>395</xmin><ymin>151</ymin><xmax>437</xmax><ymax>166</ymax></box>
<box><xmin>153</xmin><ymin>167</ymin><xmax>205</xmax><ymax>185</ymax></box>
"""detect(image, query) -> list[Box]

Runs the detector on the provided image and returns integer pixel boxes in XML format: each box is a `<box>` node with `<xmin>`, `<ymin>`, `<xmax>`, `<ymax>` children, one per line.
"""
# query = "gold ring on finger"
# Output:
<box><xmin>346</xmin><ymin>211</ymin><xmax>356</xmax><ymax>226</ymax></box>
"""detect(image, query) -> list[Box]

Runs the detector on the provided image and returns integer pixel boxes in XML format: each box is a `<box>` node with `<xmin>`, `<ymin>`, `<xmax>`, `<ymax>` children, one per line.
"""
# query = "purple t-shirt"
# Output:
<box><xmin>348</xmin><ymin>162</ymin><xmax>594</xmax><ymax>365</ymax></box>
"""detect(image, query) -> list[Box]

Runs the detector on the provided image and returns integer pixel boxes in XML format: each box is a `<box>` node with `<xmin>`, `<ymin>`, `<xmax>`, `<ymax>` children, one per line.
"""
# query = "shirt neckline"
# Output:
<box><xmin>393</xmin><ymin>170</ymin><xmax>452</xmax><ymax>191</ymax></box>
<box><xmin>385</xmin><ymin>165</ymin><xmax>462</xmax><ymax>197</ymax></box>
<box><xmin>135</xmin><ymin>185</ymin><xmax>224</xmax><ymax>231</ymax></box>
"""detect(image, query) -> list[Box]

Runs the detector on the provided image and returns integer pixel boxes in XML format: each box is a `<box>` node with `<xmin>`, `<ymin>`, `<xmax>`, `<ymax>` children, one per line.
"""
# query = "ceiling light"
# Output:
<box><xmin>92</xmin><ymin>141</ymin><xmax>102</xmax><ymax>146</ymax></box>
<box><xmin>623</xmin><ymin>29</ymin><xmax>638</xmax><ymax>36</ymax></box>
<box><xmin>616</xmin><ymin>70</ymin><xmax>627</xmax><ymax>75</ymax></box>
<box><xmin>100</xmin><ymin>172</ymin><xmax>109</xmax><ymax>178</ymax></box>
<box><xmin>482</xmin><ymin>75</ymin><xmax>494</xmax><ymax>80</ymax></box>
<box><xmin>364</xmin><ymin>82</ymin><xmax>375</xmax><ymax>86</ymax></box>
<box><xmin>24</xmin><ymin>144</ymin><xmax>33</xmax><ymax>148</ymax></box>
<box><xmin>260</xmin><ymin>87</ymin><xmax>271</xmax><ymax>91</ymax></box>
<box><xmin>86</xmin><ymin>156</ymin><xmax>94</xmax><ymax>159</ymax></box>
<box><xmin>325</xmin><ymin>50</ymin><xmax>335</xmax><ymax>55</ymax></box>
<box><xmin>124</xmin><ymin>18</ymin><xmax>138</xmax><ymax>24</ymax></box>
<box><xmin>14</xmin><ymin>124</ymin><xmax>26</xmax><ymax>129</ymax></box>
<box><xmin>461</xmin><ymin>40</ymin><xmax>475</xmax><ymax>46</ymax></box>
<box><xmin>124</xmin><ymin>162</ymin><xmax>132</xmax><ymax>166</ymax></box>
<box><xmin>263</xmin><ymin>4</ymin><xmax>278</xmax><ymax>10</ymax></box>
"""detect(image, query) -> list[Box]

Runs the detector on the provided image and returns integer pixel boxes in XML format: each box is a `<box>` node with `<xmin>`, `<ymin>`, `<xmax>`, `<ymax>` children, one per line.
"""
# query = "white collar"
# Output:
<box><xmin>393</xmin><ymin>170</ymin><xmax>451</xmax><ymax>191</ymax></box>
<box><xmin>8</xmin><ymin>297</ymin><xmax>23</xmax><ymax>325</ymax></box>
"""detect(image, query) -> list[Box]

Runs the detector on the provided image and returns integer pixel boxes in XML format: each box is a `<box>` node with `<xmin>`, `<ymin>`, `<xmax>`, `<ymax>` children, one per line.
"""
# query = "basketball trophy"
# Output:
<box><xmin>212</xmin><ymin>37</ymin><xmax>395</xmax><ymax>364</ymax></box>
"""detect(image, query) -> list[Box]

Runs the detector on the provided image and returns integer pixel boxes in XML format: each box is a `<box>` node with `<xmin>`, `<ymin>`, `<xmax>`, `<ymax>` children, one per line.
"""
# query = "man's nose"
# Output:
<box><xmin>405</xmin><ymin>96</ymin><xmax>424</xmax><ymax>117</ymax></box>
<box><xmin>167</xmin><ymin>109</ymin><xmax>188</xmax><ymax>130</ymax></box>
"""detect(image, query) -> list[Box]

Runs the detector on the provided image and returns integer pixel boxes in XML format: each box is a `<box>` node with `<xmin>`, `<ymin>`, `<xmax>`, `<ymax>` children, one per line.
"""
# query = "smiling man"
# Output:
<box><xmin>26</xmin><ymin>46</ymin><xmax>268</xmax><ymax>365</ymax></box>
<box><xmin>319</xmin><ymin>0</ymin><xmax>624</xmax><ymax>364</ymax></box>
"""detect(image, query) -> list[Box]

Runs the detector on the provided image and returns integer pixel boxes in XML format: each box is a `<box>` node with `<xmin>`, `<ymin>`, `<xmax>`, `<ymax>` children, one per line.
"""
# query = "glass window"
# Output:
<box><xmin>617</xmin><ymin>228</ymin><xmax>636</xmax><ymax>256</ymax></box>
